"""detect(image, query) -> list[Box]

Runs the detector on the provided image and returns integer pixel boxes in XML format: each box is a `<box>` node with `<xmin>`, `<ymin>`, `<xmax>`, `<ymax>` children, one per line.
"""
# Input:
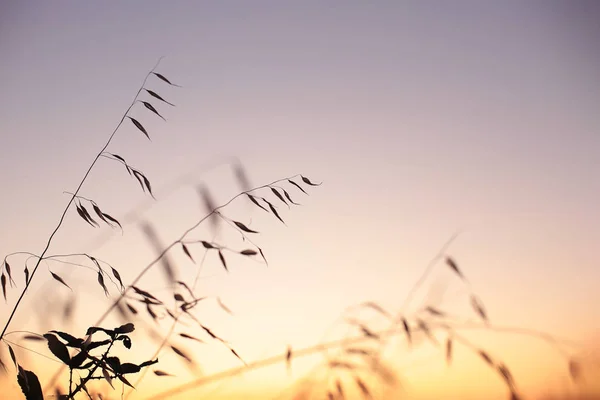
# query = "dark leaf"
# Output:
<box><xmin>110</xmin><ymin>153</ymin><xmax>127</xmax><ymax>163</ymax></box>
<box><xmin>445</xmin><ymin>256</ymin><xmax>464</xmax><ymax>279</ymax></box>
<box><xmin>233</xmin><ymin>221</ymin><xmax>258</xmax><ymax>233</ymax></box>
<box><xmin>171</xmin><ymin>345</ymin><xmax>193</xmax><ymax>364</ymax></box>
<box><xmin>140</xmin><ymin>359</ymin><xmax>159</xmax><ymax>370</ymax></box>
<box><xmin>355</xmin><ymin>377</ymin><xmax>372</xmax><ymax>399</ymax></box>
<box><xmin>230</xmin><ymin>348</ymin><xmax>246</xmax><ymax>365</ymax></box>
<box><xmin>497</xmin><ymin>363</ymin><xmax>514</xmax><ymax>388</ymax></box>
<box><xmin>201</xmin><ymin>241</ymin><xmax>215</xmax><ymax>249</ymax></box>
<box><xmin>146</xmin><ymin>303</ymin><xmax>157</xmax><ymax>321</ymax></box>
<box><xmin>97</xmin><ymin>271</ymin><xmax>109</xmax><ymax>297</ymax></box>
<box><xmin>174</xmin><ymin>293</ymin><xmax>185</xmax><ymax>302</ymax></box>
<box><xmin>22</xmin><ymin>335</ymin><xmax>45</xmax><ymax>342</ymax></box>
<box><xmin>345</xmin><ymin>347</ymin><xmax>371</xmax><ymax>357</ymax></box>
<box><xmin>247</xmin><ymin>194</ymin><xmax>268</xmax><ymax>212</ymax></box>
<box><xmin>1</xmin><ymin>273</ymin><xmax>6</xmax><ymax>301</ymax></box>
<box><xmin>141</xmin><ymin>101</ymin><xmax>166</xmax><ymax>121</ymax></box>
<box><xmin>112</xmin><ymin>267</ymin><xmax>125</xmax><ymax>291</ymax></box>
<box><xmin>470</xmin><ymin>295</ymin><xmax>488</xmax><ymax>323</ymax></box>
<box><xmin>114</xmin><ymin>323</ymin><xmax>135</xmax><ymax>334</ymax></box>
<box><xmin>402</xmin><ymin>319</ymin><xmax>411</xmax><ymax>345</ymax></box>
<box><xmin>85</xmin><ymin>326</ymin><xmax>115</xmax><ymax>337</ymax></box>
<box><xmin>425</xmin><ymin>306</ymin><xmax>446</xmax><ymax>317</ymax></box>
<box><xmin>121</xmin><ymin>336</ymin><xmax>132</xmax><ymax>349</ymax></box>
<box><xmin>179</xmin><ymin>333</ymin><xmax>204</xmax><ymax>343</ymax></box>
<box><xmin>43</xmin><ymin>334</ymin><xmax>71</xmax><ymax>365</ymax></box>
<box><xmin>106</xmin><ymin>355</ymin><xmax>121</xmax><ymax>371</ymax></box>
<box><xmin>182</xmin><ymin>243</ymin><xmax>194</xmax><ymax>262</ymax></box>
<box><xmin>446</xmin><ymin>337</ymin><xmax>452</xmax><ymax>366</ymax></box>
<box><xmin>336</xmin><ymin>380</ymin><xmax>344</xmax><ymax>399</ymax></box>
<box><xmin>154</xmin><ymin>370</ymin><xmax>174</xmax><ymax>377</ymax></box>
<box><xmin>75</xmin><ymin>204</ymin><xmax>95</xmax><ymax>227</ymax></box>
<box><xmin>283</xmin><ymin>189</ymin><xmax>300</xmax><ymax>205</ymax></box>
<box><xmin>142</xmin><ymin>174</ymin><xmax>155</xmax><ymax>198</ymax></box>
<box><xmin>5</xmin><ymin>261</ymin><xmax>15</xmax><ymax>287</ymax></box>
<box><xmin>200</xmin><ymin>325</ymin><xmax>220</xmax><ymax>341</ymax></box>
<box><xmin>116</xmin><ymin>374</ymin><xmax>134</xmax><ymax>388</ymax></box>
<box><xmin>92</xmin><ymin>204</ymin><xmax>109</xmax><ymax>224</ymax></box>
<box><xmin>218</xmin><ymin>251</ymin><xmax>228</xmax><ymax>272</ymax></box>
<box><xmin>270</xmin><ymin>187</ymin><xmax>288</xmax><ymax>207</ymax></box>
<box><xmin>102</xmin><ymin>367</ymin><xmax>114</xmax><ymax>389</ymax></box>
<box><xmin>132</xmin><ymin>286</ymin><xmax>163</xmax><ymax>304</ymax></box>
<box><xmin>87</xmin><ymin>255</ymin><xmax>101</xmax><ymax>271</ymax></box>
<box><xmin>144</xmin><ymin>89</ymin><xmax>175</xmax><ymax>106</ymax></box>
<box><xmin>126</xmin><ymin>302</ymin><xmax>138</xmax><ymax>315</ymax></box>
<box><xmin>359</xmin><ymin>325</ymin><xmax>379</xmax><ymax>340</ymax></box>
<box><xmin>240</xmin><ymin>249</ymin><xmax>257</xmax><ymax>256</ymax></box>
<box><xmin>120</xmin><ymin>363</ymin><xmax>141</xmax><ymax>374</ymax></box>
<box><xmin>128</xmin><ymin>117</ymin><xmax>150</xmax><ymax>140</ymax></box>
<box><xmin>166</xmin><ymin>309</ymin><xmax>177</xmax><ymax>321</ymax></box>
<box><xmin>86</xmin><ymin>339</ymin><xmax>110</xmax><ymax>351</ymax></box>
<box><xmin>69</xmin><ymin>350</ymin><xmax>89</xmax><ymax>368</ymax></box>
<box><xmin>301</xmin><ymin>175</ymin><xmax>322</xmax><ymax>186</ymax></box>
<box><xmin>153</xmin><ymin>72</ymin><xmax>180</xmax><ymax>87</ymax></box>
<box><xmin>8</xmin><ymin>344</ymin><xmax>17</xmax><ymax>367</ymax></box>
<box><xmin>101</xmin><ymin>212</ymin><xmax>122</xmax><ymax>229</ymax></box>
<box><xmin>360</xmin><ymin>302</ymin><xmax>391</xmax><ymax>318</ymax></box>
<box><xmin>49</xmin><ymin>271</ymin><xmax>72</xmax><ymax>291</ymax></box>
<box><xmin>177</xmin><ymin>281</ymin><xmax>195</xmax><ymax>298</ymax></box>
<box><xmin>478</xmin><ymin>350</ymin><xmax>494</xmax><ymax>366</ymax></box>
<box><xmin>286</xmin><ymin>346</ymin><xmax>292</xmax><ymax>371</ymax></box>
<box><xmin>17</xmin><ymin>367</ymin><xmax>44</xmax><ymax>400</ymax></box>
<box><xmin>49</xmin><ymin>331</ymin><xmax>83</xmax><ymax>347</ymax></box>
<box><xmin>268</xmin><ymin>203</ymin><xmax>286</xmax><ymax>225</ymax></box>
<box><xmin>258</xmin><ymin>247</ymin><xmax>268</xmax><ymax>265</ymax></box>
<box><xmin>132</xmin><ymin>170</ymin><xmax>146</xmax><ymax>192</ymax></box>
<box><xmin>24</xmin><ymin>266</ymin><xmax>29</xmax><ymax>285</ymax></box>
<box><xmin>288</xmin><ymin>179</ymin><xmax>308</xmax><ymax>195</ymax></box>
<box><xmin>79</xmin><ymin>205</ymin><xmax>99</xmax><ymax>227</ymax></box>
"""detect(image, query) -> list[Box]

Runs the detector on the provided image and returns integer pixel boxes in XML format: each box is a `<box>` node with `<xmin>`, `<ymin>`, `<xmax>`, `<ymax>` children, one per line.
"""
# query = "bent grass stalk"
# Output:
<box><xmin>0</xmin><ymin>57</ymin><xmax>165</xmax><ymax>342</ymax></box>
<box><xmin>42</xmin><ymin>173</ymin><xmax>316</xmax><ymax>392</ymax></box>
<box><xmin>149</xmin><ymin>319</ymin><xmax>579</xmax><ymax>400</ymax></box>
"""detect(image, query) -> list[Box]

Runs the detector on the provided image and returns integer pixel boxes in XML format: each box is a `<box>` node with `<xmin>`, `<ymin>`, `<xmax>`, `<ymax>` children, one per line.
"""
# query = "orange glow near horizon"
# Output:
<box><xmin>2</xmin><ymin>1</ymin><xmax>600</xmax><ymax>399</ymax></box>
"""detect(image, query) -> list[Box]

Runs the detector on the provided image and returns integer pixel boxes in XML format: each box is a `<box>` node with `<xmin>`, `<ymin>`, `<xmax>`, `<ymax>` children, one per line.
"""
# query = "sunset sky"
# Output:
<box><xmin>1</xmin><ymin>1</ymin><xmax>599</xmax><ymax>399</ymax></box>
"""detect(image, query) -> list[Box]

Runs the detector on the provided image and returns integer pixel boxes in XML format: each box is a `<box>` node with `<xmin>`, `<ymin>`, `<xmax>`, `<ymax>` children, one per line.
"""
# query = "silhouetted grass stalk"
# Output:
<box><xmin>0</xmin><ymin>58</ymin><xmax>165</xmax><ymax>342</ymax></box>
<box><xmin>149</xmin><ymin>319</ymin><xmax>577</xmax><ymax>399</ymax></box>
<box><xmin>43</xmin><ymin>174</ymin><xmax>310</xmax><ymax>391</ymax></box>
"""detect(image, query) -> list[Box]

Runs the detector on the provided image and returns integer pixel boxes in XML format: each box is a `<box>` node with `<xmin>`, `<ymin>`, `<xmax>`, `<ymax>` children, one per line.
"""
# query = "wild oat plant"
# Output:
<box><xmin>0</xmin><ymin>58</ymin><xmax>320</xmax><ymax>399</ymax></box>
<box><xmin>0</xmin><ymin>59</ymin><xmax>596</xmax><ymax>400</ymax></box>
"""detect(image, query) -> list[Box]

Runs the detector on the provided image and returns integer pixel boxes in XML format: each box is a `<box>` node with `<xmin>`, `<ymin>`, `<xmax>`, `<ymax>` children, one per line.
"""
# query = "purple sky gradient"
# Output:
<box><xmin>1</xmin><ymin>1</ymin><xmax>599</xmax><ymax>398</ymax></box>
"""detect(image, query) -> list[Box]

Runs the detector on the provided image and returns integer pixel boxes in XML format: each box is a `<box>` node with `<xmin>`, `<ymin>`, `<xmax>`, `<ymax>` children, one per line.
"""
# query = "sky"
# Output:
<box><xmin>1</xmin><ymin>1</ymin><xmax>600</xmax><ymax>399</ymax></box>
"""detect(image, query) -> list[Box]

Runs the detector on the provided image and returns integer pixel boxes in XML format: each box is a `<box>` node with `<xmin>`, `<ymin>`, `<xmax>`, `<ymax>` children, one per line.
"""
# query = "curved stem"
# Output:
<box><xmin>0</xmin><ymin>57</ymin><xmax>164</xmax><ymax>341</ymax></box>
<box><xmin>148</xmin><ymin>319</ymin><xmax>581</xmax><ymax>399</ymax></box>
<box><xmin>43</xmin><ymin>174</ymin><xmax>304</xmax><ymax>390</ymax></box>
<box><xmin>123</xmin><ymin>232</ymin><xmax>215</xmax><ymax>399</ymax></box>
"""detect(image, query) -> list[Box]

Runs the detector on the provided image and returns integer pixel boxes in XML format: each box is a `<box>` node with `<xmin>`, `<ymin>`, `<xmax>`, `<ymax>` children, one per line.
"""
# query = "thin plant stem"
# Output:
<box><xmin>147</xmin><ymin>319</ymin><xmax>578</xmax><ymax>399</ymax></box>
<box><xmin>43</xmin><ymin>174</ymin><xmax>304</xmax><ymax>390</ymax></box>
<box><xmin>0</xmin><ymin>57</ymin><xmax>164</xmax><ymax>341</ymax></box>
